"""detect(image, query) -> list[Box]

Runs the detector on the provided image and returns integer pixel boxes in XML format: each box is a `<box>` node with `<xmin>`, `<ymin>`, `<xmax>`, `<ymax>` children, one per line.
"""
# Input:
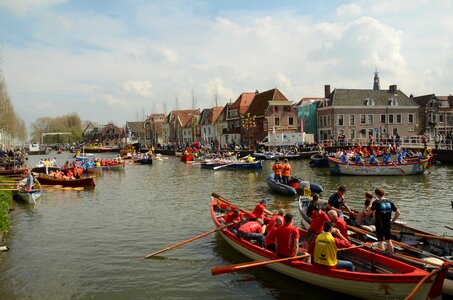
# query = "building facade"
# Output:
<box><xmin>412</xmin><ymin>94</ymin><xmax>453</xmax><ymax>138</ymax></box>
<box><xmin>317</xmin><ymin>83</ymin><xmax>419</xmax><ymax>145</ymax></box>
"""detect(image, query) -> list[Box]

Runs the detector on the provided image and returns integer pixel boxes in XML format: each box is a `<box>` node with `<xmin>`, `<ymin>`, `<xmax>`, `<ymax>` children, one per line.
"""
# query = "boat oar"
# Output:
<box><xmin>445</xmin><ymin>226</ymin><xmax>453</xmax><ymax>231</ymax></box>
<box><xmin>211</xmin><ymin>193</ymin><xmax>250</xmax><ymax>215</ymax></box>
<box><xmin>213</xmin><ymin>163</ymin><xmax>236</xmax><ymax>170</ymax></box>
<box><xmin>404</xmin><ymin>262</ymin><xmax>451</xmax><ymax>300</ymax></box>
<box><xmin>392</xmin><ymin>163</ymin><xmax>406</xmax><ymax>175</ymax></box>
<box><xmin>390</xmin><ymin>230</ymin><xmax>453</xmax><ymax>242</ymax></box>
<box><xmin>144</xmin><ymin>221</ymin><xmax>238</xmax><ymax>259</ymax></box>
<box><xmin>211</xmin><ymin>253</ymin><xmax>311</xmax><ymax>276</ymax></box>
<box><xmin>211</xmin><ymin>244</ymin><xmax>363</xmax><ymax>276</ymax></box>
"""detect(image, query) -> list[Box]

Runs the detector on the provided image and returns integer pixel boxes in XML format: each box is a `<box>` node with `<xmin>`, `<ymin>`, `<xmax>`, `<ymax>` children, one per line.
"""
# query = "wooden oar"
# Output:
<box><xmin>211</xmin><ymin>193</ymin><xmax>249</xmax><ymax>215</ymax></box>
<box><xmin>211</xmin><ymin>244</ymin><xmax>363</xmax><ymax>276</ymax></box>
<box><xmin>213</xmin><ymin>162</ymin><xmax>237</xmax><ymax>170</ymax></box>
<box><xmin>445</xmin><ymin>226</ymin><xmax>453</xmax><ymax>231</ymax></box>
<box><xmin>144</xmin><ymin>221</ymin><xmax>238</xmax><ymax>259</ymax></box>
<box><xmin>392</xmin><ymin>163</ymin><xmax>406</xmax><ymax>175</ymax></box>
<box><xmin>211</xmin><ymin>253</ymin><xmax>311</xmax><ymax>275</ymax></box>
<box><xmin>404</xmin><ymin>263</ymin><xmax>450</xmax><ymax>300</ymax></box>
<box><xmin>390</xmin><ymin>230</ymin><xmax>453</xmax><ymax>242</ymax></box>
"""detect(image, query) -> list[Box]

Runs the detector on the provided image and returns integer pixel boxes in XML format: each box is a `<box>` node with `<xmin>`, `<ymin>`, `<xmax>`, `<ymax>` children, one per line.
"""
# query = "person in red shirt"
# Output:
<box><xmin>328</xmin><ymin>210</ymin><xmax>348</xmax><ymax>240</ymax></box>
<box><xmin>237</xmin><ymin>219</ymin><xmax>264</xmax><ymax>247</ymax></box>
<box><xmin>264</xmin><ymin>208</ymin><xmax>285</xmax><ymax>235</ymax></box>
<box><xmin>265</xmin><ymin>217</ymin><xmax>283</xmax><ymax>252</ymax></box>
<box><xmin>304</xmin><ymin>204</ymin><xmax>329</xmax><ymax>249</ymax></box>
<box><xmin>281</xmin><ymin>159</ymin><xmax>292</xmax><ymax>185</ymax></box>
<box><xmin>250</xmin><ymin>199</ymin><xmax>272</xmax><ymax>221</ymax></box>
<box><xmin>275</xmin><ymin>213</ymin><xmax>300</xmax><ymax>257</ymax></box>
<box><xmin>223</xmin><ymin>209</ymin><xmax>243</xmax><ymax>235</ymax></box>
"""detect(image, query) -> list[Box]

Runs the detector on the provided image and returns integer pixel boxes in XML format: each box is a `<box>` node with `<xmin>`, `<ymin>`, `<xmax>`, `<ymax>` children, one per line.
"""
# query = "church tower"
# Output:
<box><xmin>373</xmin><ymin>67</ymin><xmax>380</xmax><ymax>90</ymax></box>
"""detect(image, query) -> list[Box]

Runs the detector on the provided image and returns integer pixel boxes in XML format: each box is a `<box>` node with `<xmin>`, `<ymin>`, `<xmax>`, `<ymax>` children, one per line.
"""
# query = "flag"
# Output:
<box><xmin>300</xmin><ymin>119</ymin><xmax>304</xmax><ymax>133</ymax></box>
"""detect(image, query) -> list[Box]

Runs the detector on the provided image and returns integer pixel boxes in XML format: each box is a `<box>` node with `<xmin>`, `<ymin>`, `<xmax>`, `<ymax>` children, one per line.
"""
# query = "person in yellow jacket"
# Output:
<box><xmin>308</xmin><ymin>221</ymin><xmax>355</xmax><ymax>271</ymax></box>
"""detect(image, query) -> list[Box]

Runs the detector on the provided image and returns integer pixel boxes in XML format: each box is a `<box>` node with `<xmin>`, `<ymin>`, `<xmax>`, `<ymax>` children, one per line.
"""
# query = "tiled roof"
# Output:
<box><xmin>171</xmin><ymin>109</ymin><xmax>200</xmax><ymax>127</ymax></box>
<box><xmin>211</xmin><ymin>106</ymin><xmax>224</xmax><ymax>123</ymax></box>
<box><xmin>246</xmin><ymin>88</ymin><xmax>289</xmax><ymax>117</ymax></box>
<box><xmin>412</xmin><ymin>94</ymin><xmax>435</xmax><ymax>106</ymax></box>
<box><xmin>296</xmin><ymin>97</ymin><xmax>324</xmax><ymax>106</ymax></box>
<box><xmin>230</xmin><ymin>92</ymin><xmax>256</xmax><ymax>115</ymax></box>
<box><xmin>329</xmin><ymin>88</ymin><xmax>417</xmax><ymax>107</ymax></box>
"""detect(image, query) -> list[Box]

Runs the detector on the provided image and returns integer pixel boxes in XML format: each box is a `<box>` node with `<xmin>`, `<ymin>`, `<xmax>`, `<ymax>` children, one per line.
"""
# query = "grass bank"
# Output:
<box><xmin>0</xmin><ymin>188</ymin><xmax>13</xmax><ymax>234</ymax></box>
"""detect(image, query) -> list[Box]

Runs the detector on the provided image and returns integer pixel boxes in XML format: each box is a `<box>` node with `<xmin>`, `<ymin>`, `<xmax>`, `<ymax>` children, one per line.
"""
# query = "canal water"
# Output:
<box><xmin>0</xmin><ymin>154</ymin><xmax>452</xmax><ymax>299</ymax></box>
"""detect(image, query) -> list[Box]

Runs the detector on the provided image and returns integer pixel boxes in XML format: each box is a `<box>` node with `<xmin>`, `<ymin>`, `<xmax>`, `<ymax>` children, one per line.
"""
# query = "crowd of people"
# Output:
<box><xmin>222</xmin><ymin>185</ymin><xmax>400</xmax><ymax>272</ymax></box>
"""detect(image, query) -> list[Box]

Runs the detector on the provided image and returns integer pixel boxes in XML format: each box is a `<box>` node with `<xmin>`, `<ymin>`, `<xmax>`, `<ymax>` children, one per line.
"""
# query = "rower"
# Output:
<box><xmin>249</xmin><ymin>198</ymin><xmax>272</xmax><ymax>221</ymax></box>
<box><xmin>237</xmin><ymin>219</ymin><xmax>265</xmax><ymax>248</ymax></box>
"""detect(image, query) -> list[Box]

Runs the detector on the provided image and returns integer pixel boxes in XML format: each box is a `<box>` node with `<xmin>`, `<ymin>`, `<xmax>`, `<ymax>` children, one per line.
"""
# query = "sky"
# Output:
<box><xmin>0</xmin><ymin>0</ymin><xmax>452</xmax><ymax>129</ymax></box>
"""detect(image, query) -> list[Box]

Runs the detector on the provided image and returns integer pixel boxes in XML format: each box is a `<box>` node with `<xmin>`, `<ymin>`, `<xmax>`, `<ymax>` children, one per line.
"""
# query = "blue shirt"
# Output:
<box><xmin>397</xmin><ymin>154</ymin><xmax>404</xmax><ymax>164</ymax></box>
<box><xmin>355</xmin><ymin>155</ymin><xmax>362</xmax><ymax>164</ymax></box>
<box><xmin>369</xmin><ymin>155</ymin><xmax>377</xmax><ymax>164</ymax></box>
<box><xmin>340</xmin><ymin>154</ymin><xmax>347</xmax><ymax>163</ymax></box>
<box><xmin>383</xmin><ymin>154</ymin><xmax>390</xmax><ymax>164</ymax></box>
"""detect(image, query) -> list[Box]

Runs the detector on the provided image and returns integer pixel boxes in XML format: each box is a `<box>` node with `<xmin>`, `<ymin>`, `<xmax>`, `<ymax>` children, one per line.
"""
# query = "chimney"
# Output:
<box><xmin>324</xmin><ymin>85</ymin><xmax>331</xmax><ymax>98</ymax></box>
<box><xmin>389</xmin><ymin>85</ymin><xmax>397</xmax><ymax>93</ymax></box>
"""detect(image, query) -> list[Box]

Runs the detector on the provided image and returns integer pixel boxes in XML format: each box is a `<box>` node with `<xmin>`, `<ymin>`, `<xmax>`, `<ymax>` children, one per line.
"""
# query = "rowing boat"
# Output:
<box><xmin>211</xmin><ymin>193</ymin><xmax>448</xmax><ymax>299</ymax></box>
<box><xmin>201</xmin><ymin>160</ymin><xmax>262</xmax><ymax>170</ymax></box>
<box><xmin>298</xmin><ymin>197</ymin><xmax>453</xmax><ymax>296</ymax></box>
<box><xmin>37</xmin><ymin>175</ymin><xmax>95</xmax><ymax>187</ymax></box>
<box><xmin>328</xmin><ymin>156</ymin><xmax>431</xmax><ymax>175</ymax></box>
<box><xmin>16</xmin><ymin>188</ymin><xmax>42</xmax><ymax>204</ymax></box>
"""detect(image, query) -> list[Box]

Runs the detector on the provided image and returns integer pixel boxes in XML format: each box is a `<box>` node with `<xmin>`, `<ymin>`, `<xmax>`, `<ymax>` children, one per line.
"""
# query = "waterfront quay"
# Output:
<box><xmin>0</xmin><ymin>153</ymin><xmax>452</xmax><ymax>299</ymax></box>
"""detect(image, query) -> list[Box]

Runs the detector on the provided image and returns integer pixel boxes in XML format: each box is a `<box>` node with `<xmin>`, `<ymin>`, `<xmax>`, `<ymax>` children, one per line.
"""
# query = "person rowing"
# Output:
<box><xmin>249</xmin><ymin>198</ymin><xmax>272</xmax><ymax>221</ymax></box>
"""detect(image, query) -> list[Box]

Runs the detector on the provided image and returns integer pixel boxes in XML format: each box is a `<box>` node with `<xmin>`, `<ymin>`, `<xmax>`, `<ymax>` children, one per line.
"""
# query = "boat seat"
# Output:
<box><xmin>360</xmin><ymin>225</ymin><xmax>376</xmax><ymax>232</ymax></box>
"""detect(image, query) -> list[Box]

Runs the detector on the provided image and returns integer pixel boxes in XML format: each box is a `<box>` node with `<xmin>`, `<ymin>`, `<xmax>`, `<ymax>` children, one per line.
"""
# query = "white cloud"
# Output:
<box><xmin>0</xmin><ymin>0</ymin><xmax>66</xmax><ymax>15</ymax></box>
<box><xmin>336</xmin><ymin>3</ymin><xmax>363</xmax><ymax>16</ymax></box>
<box><xmin>122</xmin><ymin>81</ymin><xmax>153</xmax><ymax>98</ymax></box>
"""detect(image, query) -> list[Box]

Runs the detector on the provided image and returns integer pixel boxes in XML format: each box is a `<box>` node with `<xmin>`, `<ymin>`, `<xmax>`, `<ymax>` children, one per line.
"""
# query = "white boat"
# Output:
<box><xmin>328</xmin><ymin>157</ymin><xmax>431</xmax><ymax>175</ymax></box>
<box><xmin>16</xmin><ymin>189</ymin><xmax>42</xmax><ymax>204</ymax></box>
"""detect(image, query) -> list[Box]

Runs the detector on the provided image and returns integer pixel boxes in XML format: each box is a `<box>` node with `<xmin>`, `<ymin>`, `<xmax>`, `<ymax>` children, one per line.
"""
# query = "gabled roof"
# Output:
<box><xmin>412</xmin><ymin>94</ymin><xmax>435</xmax><ymax>107</ymax></box>
<box><xmin>230</xmin><ymin>92</ymin><xmax>255</xmax><ymax>115</ymax></box>
<box><xmin>328</xmin><ymin>88</ymin><xmax>417</xmax><ymax>107</ymax></box>
<box><xmin>211</xmin><ymin>106</ymin><xmax>224</xmax><ymax>123</ymax></box>
<box><xmin>246</xmin><ymin>88</ymin><xmax>290</xmax><ymax>117</ymax></box>
<box><xmin>169</xmin><ymin>109</ymin><xmax>200</xmax><ymax>128</ymax></box>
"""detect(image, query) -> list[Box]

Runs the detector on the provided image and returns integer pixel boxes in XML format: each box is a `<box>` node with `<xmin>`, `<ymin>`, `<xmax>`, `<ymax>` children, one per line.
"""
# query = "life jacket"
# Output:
<box><xmin>313</xmin><ymin>232</ymin><xmax>337</xmax><ymax>267</ymax></box>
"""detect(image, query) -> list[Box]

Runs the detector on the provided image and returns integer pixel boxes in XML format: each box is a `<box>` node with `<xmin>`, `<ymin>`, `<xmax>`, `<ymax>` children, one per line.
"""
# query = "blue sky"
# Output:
<box><xmin>0</xmin><ymin>0</ymin><xmax>452</xmax><ymax>129</ymax></box>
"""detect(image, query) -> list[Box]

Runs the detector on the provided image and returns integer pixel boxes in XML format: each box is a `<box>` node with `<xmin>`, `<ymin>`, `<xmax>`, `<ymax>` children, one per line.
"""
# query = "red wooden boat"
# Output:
<box><xmin>210</xmin><ymin>193</ymin><xmax>450</xmax><ymax>300</ymax></box>
<box><xmin>37</xmin><ymin>175</ymin><xmax>95</xmax><ymax>187</ymax></box>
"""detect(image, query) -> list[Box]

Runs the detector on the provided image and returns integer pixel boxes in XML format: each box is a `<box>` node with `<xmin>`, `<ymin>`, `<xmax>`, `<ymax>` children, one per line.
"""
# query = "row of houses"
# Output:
<box><xmin>83</xmin><ymin>71</ymin><xmax>453</xmax><ymax>148</ymax></box>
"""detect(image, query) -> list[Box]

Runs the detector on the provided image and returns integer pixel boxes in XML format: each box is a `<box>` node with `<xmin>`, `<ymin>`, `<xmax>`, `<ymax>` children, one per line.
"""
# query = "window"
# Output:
<box><xmin>363</xmin><ymin>98</ymin><xmax>374</xmax><ymax>106</ymax></box>
<box><xmin>359</xmin><ymin>129</ymin><xmax>366</xmax><ymax>138</ymax></box>
<box><xmin>327</xmin><ymin>115</ymin><xmax>331</xmax><ymax>126</ymax></box>
<box><xmin>338</xmin><ymin>114</ymin><xmax>344</xmax><ymax>126</ymax></box>
<box><xmin>388</xmin><ymin>98</ymin><xmax>398</xmax><ymax>106</ymax></box>
<box><xmin>349</xmin><ymin>114</ymin><xmax>355</xmax><ymax>125</ymax></box>
<box><xmin>319</xmin><ymin>116</ymin><xmax>323</xmax><ymax>127</ymax></box>
<box><xmin>439</xmin><ymin>114</ymin><xmax>444</xmax><ymax>123</ymax></box>
<box><xmin>284</xmin><ymin>106</ymin><xmax>292</xmax><ymax>112</ymax></box>
<box><xmin>275</xmin><ymin>117</ymin><xmax>280</xmax><ymax>126</ymax></box>
<box><xmin>360</xmin><ymin>114</ymin><xmax>366</xmax><ymax>124</ymax></box>
<box><xmin>429</xmin><ymin>113</ymin><xmax>436</xmax><ymax>123</ymax></box>
<box><xmin>367</xmin><ymin>114</ymin><xmax>374</xmax><ymax>124</ymax></box>
<box><xmin>289</xmin><ymin>117</ymin><xmax>294</xmax><ymax>126</ymax></box>
<box><xmin>388</xmin><ymin>114</ymin><xmax>394</xmax><ymax>124</ymax></box>
<box><xmin>380</xmin><ymin>114</ymin><xmax>386</xmax><ymax>124</ymax></box>
<box><xmin>396</xmin><ymin>114</ymin><xmax>402</xmax><ymax>124</ymax></box>
<box><xmin>392</xmin><ymin>128</ymin><xmax>398</xmax><ymax>135</ymax></box>
<box><xmin>350</xmin><ymin>129</ymin><xmax>355</xmax><ymax>139</ymax></box>
<box><xmin>274</xmin><ymin>106</ymin><xmax>279</xmax><ymax>112</ymax></box>
<box><xmin>408</xmin><ymin>114</ymin><xmax>414</xmax><ymax>123</ymax></box>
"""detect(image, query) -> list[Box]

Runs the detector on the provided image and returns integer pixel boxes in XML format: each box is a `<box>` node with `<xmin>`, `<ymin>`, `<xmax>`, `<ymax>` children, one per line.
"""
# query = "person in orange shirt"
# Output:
<box><xmin>272</xmin><ymin>159</ymin><xmax>282</xmax><ymax>182</ymax></box>
<box><xmin>281</xmin><ymin>159</ymin><xmax>291</xmax><ymax>185</ymax></box>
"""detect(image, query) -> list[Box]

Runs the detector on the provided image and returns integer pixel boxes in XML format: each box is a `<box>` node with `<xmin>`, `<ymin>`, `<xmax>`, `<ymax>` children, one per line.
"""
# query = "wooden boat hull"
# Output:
<box><xmin>37</xmin><ymin>175</ymin><xmax>95</xmax><ymax>187</ymax></box>
<box><xmin>16</xmin><ymin>190</ymin><xmax>42</xmax><ymax>204</ymax></box>
<box><xmin>328</xmin><ymin>157</ymin><xmax>430</xmax><ymax>175</ymax></box>
<box><xmin>0</xmin><ymin>168</ymin><xmax>27</xmax><ymax>176</ymax></box>
<box><xmin>31</xmin><ymin>166</ymin><xmax>60</xmax><ymax>174</ymax></box>
<box><xmin>133</xmin><ymin>158</ymin><xmax>153</xmax><ymax>165</ymax></box>
<box><xmin>266</xmin><ymin>173</ymin><xmax>323</xmax><ymax>196</ymax></box>
<box><xmin>298</xmin><ymin>197</ymin><xmax>453</xmax><ymax>296</ymax></box>
<box><xmin>201</xmin><ymin>161</ymin><xmax>262</xmax><ymax>170</ymax></box>
<box><xmin>211</xmin><ymin>194</ymin><xmax>447</xmax><ymax>300</ymax></box>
